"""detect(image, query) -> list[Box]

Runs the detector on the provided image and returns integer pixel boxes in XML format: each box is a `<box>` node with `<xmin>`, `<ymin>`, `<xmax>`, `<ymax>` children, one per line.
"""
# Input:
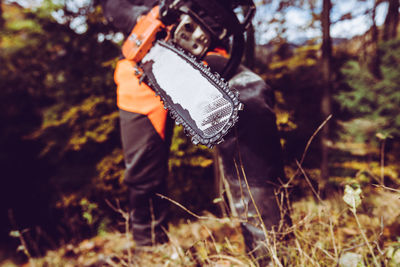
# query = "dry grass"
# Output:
<box><xmin>8</xmin><ymin>181</ymin><xmax>396</xmax><ymax>267</ymax></box>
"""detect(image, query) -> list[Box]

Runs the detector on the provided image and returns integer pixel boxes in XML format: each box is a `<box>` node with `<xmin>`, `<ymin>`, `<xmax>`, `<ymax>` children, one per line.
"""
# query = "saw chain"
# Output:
<box><xmin>140</xmin><ymin>40</ymin><xmax>243</xmax><ymax>147</ymax></box>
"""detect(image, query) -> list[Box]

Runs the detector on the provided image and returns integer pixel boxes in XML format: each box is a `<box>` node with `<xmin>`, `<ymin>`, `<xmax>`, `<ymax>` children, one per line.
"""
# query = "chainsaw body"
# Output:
<box><xmin>121</xmin><ymin>4</ymin><xmax>249</xmax><ymax>147</ymax></box>
<box><xmin>122</xmin><ymin>7</ymin><xmax>165</xmax><ymax>62</ymax></box>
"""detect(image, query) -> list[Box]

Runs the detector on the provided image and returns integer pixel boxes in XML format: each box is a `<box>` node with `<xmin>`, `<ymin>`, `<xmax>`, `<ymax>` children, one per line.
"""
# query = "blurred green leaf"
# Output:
<box><xmin>336</xmin><ymin>39</ymin><xmax>400</xmax><ymax>143</ymax></box>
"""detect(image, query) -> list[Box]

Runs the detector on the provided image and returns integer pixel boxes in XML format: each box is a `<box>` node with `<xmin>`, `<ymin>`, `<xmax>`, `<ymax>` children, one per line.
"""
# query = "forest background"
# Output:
<box><xmin>1</xmin><ymin>0</ymin><xmax>400</xmax><ymax>266</ymax></box>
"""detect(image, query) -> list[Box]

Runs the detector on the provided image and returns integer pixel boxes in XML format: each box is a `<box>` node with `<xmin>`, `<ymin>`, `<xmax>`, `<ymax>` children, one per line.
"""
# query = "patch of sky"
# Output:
<box><xmin>330</xmin><ymin>0</ymin><xmax>387</xmax><ymax>39</ymax></box>
<box><xmin>8</xmin><ymin>0</ymin><xmax>91</xmax><ymax>34</ymax></box>
<box><xmin>254</xmin><ymin>0</ymin><xmax>388</xmax><ymax>45</ymax></box>
<box><xmin>69</xmin><ymin>15</ymin><xmax>87</xmax><ymax>34</ymax></box>
<box><xmin>97</xmin><ymin>32</ymin><xmax>124</xmax><ymax>43</ymax></box>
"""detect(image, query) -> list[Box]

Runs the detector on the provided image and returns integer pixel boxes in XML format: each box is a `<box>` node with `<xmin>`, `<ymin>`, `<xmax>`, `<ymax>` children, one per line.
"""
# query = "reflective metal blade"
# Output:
<box><xmin>141</xmin><ymin>40</ymin><xmax>242</xmax><ymax>147</ymax></box>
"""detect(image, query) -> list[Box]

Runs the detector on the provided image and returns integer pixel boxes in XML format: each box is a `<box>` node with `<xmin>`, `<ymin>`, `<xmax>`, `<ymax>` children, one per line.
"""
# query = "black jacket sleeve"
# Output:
<box><xmin>101</xmin><ymin>0</ymin><xmax>158</xmax><ymax>35</ymax></box>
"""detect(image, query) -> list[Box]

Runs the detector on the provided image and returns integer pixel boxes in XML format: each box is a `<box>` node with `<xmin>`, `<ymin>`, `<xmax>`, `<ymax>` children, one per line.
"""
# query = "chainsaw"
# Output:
<box><xmin>122</xmin><ymin>0</ymin><xmax>255</xmax><ymax>147</ymax></box>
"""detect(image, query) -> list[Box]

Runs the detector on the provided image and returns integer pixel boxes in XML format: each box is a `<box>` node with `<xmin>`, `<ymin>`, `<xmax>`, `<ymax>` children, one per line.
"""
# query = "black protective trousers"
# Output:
<box><xmin>119</xmin><ymin>56</ymin><xmax>291</xmax><ymax>255</ymax></box>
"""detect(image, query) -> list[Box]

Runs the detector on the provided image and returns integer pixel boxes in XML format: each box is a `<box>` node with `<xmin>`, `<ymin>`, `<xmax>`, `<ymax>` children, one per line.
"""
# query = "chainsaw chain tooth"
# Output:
<box><xmin>191</xmin><ymin>137</ymin><xmax>199</xmax><ymax>145</ymax></box>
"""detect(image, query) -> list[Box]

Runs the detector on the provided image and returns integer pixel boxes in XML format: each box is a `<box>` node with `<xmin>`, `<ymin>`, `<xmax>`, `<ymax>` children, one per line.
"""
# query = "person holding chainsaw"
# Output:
<box><xmin>101</xmin><ymin>0</ymin><xmax>291</xmax><ymax>261</ymax></box>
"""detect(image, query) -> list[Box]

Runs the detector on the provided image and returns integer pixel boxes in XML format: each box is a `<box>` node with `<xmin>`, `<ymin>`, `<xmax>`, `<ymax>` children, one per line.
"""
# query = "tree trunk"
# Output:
<box><xmin>0</xmin><ymin>0</ymin><xmax>4</xmax><ymax>29</ymax></box>
<box><xmin>369</xmin><ymin>0</ymin><xmax>382</xmax><ymax>79</ymax></box>
<box><xmin>244</xmin><ymin>24</ymin><xmax>255</xmax><ymax>70</ymax></box>
<box><xmin>383</xmin><ymin>0</ymin><xmax>399</xmax><ymax>40</ymax></box>
<box><xmin>243</xmin><ymin>5</ymin><xmax>255</xmax><ymax>70</ymax></box>
<box><xmin>320</xmin><ymin>0</ymin><xmax>332</xmax><ymax>186</ymax></box>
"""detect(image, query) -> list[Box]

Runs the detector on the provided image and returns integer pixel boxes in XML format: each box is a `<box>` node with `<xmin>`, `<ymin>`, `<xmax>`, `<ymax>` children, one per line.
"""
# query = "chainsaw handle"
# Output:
<box><xmin>222</xmin><ymin>30</ymin><xmax>245</xmax><ymax>80</ymax></box>
<box><xmin>122</xmin><ymin>6</ymin><xmax>165</xmax><ymax>62</ymax></box>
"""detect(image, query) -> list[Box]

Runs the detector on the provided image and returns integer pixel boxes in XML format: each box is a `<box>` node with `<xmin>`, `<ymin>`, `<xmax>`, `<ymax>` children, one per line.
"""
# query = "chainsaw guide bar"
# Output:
<box><xmin>140</xmin><ymin>40</ymin><xmax>243</xmax><ymax>148</ymax></box>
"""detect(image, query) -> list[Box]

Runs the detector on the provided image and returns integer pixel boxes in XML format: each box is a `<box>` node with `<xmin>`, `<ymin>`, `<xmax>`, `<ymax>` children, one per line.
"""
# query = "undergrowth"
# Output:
<box><xmin>5</xmin><ymin>174</ymin><xmax>399</xmax><ymax>267</ymax></box>
<box><xmin>5</xmin><ymin>122</ymin><xmax>400</xmax><ymax>267</ymax></box>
